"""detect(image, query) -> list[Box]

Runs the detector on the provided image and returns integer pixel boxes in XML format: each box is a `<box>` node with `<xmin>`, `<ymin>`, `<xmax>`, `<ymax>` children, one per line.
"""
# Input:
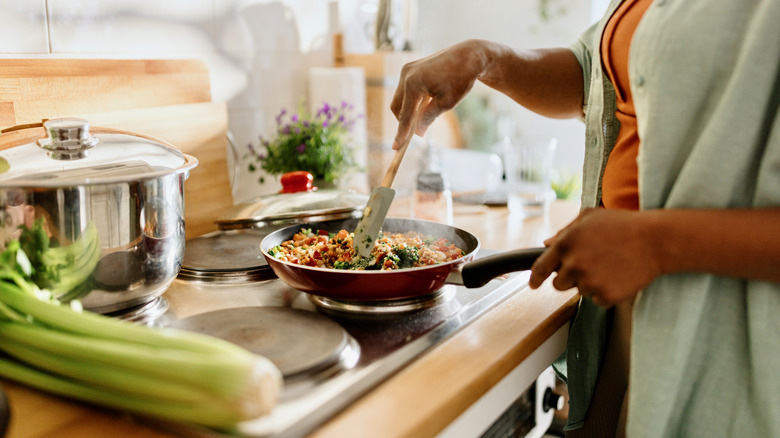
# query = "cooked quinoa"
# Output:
<box><xmin>267</xmin><ymin>228</ymin><xmax>466</xmax><ymax>270</ymax></box>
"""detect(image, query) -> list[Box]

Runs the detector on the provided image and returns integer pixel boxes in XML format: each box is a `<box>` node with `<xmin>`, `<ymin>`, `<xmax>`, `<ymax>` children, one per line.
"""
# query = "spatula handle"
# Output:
<box><xmin>380</xmin><ymin>97</ymin><xmax>429</xmax><ymax>188</ymax></box>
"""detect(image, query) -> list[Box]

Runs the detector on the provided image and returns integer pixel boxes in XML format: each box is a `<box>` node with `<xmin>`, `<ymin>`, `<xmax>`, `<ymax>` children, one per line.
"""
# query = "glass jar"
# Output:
<box><xmin>411</xmin><ymin>142</ymin><xmax>453</xmax><ymax>225</ymax></box>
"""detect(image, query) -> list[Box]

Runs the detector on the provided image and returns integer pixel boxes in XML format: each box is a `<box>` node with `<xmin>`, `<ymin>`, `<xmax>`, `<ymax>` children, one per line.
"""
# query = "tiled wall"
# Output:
<box><xmin>0</xmin><ymin>0</ymin><xmax>596</xmax><ymax>203</ymax></box>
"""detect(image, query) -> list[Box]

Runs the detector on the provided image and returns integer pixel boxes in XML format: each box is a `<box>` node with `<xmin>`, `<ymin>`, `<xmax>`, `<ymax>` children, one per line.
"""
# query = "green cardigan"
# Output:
<box><xmin>561</xmin><ymin>0</ymin><xmax>780</xmax><ymax>436</ymax></box>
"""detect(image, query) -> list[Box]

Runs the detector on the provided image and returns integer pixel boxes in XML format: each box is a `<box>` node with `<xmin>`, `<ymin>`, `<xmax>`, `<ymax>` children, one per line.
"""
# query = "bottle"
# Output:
<box><xmin>412</xmin><ymin>141</ymin><xmax>453</xmax><ymax>225</ymax></box>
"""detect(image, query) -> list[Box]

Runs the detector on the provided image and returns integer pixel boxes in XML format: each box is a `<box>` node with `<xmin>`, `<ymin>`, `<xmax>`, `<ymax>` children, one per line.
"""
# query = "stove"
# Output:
<box><xmin>146</xmin><ymin>231</ymin><xmax>534</xmax><ymax>438</ymax></box>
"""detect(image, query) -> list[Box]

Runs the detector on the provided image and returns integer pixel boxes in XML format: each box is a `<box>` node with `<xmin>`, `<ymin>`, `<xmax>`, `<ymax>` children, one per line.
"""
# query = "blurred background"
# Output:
<box><xmin>0</xmin><ymin>0</ymin><xmax>608</xmax><ymax>203</ymax></box>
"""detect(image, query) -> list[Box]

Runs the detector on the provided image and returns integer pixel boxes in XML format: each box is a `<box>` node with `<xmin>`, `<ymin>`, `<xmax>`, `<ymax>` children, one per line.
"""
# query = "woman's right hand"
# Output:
<box><xmin>390</xmin><ymin>39</ymin><xmax>490</xmax><ymax>150</ymax></box>
<box><xmin>389</xmin><ymin>40</ymin><xmax>585</xmax><ymax>150</ymax></box>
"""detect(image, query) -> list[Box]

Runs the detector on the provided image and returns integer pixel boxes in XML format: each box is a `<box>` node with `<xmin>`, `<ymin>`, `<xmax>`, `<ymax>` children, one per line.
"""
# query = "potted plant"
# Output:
<box><xmin>246</xmin><ymin>101</ymin><xmax>362</xmax><ymax>188</ymax></box>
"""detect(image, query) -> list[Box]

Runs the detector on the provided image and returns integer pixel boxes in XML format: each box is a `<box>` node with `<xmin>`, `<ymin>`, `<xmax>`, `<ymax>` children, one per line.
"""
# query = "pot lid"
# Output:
<box><xmin>215</xmin><ymin>171</ymin><xmax>368</xmax><ymax>230</ymax></box>
<box><xmin>0</xmin><ymin>118</ymin><xmax>197</xmax><ymax>187</ymax></box>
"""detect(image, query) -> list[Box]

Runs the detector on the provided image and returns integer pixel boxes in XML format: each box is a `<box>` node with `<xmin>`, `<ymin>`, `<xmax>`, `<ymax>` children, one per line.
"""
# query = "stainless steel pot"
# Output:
<box><xmin>0</xmin><ymin>118</ymin><xmax>198</xmax><ymax>314</ymax></box>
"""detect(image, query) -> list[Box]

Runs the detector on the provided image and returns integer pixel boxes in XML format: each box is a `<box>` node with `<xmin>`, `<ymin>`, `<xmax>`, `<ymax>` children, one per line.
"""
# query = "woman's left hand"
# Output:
<box><xmin>529</xmin><ymin>207</ymin><xmax>665</xmax><ymax>307</ymax></box>
<box><xmin>530</xmin><ymin>206</ymin><xmax>780</xmax><ymax>307</ymax></box>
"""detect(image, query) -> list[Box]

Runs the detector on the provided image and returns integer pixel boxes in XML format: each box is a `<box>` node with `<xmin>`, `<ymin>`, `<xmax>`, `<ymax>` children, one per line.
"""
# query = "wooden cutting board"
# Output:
<box><xmin>0</xmin><ymin>59</ymin><xmax>212</xmax><ymax>127</ymax></box>
<box><xmin>0</xmin><ymin>59</ymin><xmax>232</xmax><ymax>238</ymax></box>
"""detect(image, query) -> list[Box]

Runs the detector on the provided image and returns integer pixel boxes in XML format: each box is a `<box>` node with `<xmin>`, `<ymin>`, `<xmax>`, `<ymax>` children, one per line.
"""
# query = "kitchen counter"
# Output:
<box><xmin>1</xmin><ymin>200</ymin><xmax>581</xmax><ymax>438</ymax></box>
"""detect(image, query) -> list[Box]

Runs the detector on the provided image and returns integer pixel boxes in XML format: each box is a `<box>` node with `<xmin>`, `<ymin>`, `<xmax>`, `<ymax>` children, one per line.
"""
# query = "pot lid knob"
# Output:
<box><xmin>37</xmin><ymin>118</ymin><xmax>99</xmax><ymax>160</ymax></box>
<box><xmin>279</xmin><ymin>171</ymin><xmax>316</xmax><ymax>193</ymax></box>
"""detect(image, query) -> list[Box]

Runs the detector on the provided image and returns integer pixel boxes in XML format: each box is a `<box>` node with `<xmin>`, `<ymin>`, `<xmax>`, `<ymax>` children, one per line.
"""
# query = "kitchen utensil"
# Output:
<box><xmin>0</xmin><ymin>58</ymin><xmax>228</xmax><ymax>239</ymax></box>
<box><xmin>215</xmin><ymin>171</ymin><xmax>368</xmax><ymax>231</ymax></box>
<box><xmin>82</xmin><ymin>102</ymin><xmax>230</xmax><ymax>239</ymax></box>
<box><xmin>192</xmin><ymin>171</ymin><xmax>367</xmax><ymax>283</ymax></box>
<box><xmin>0</xmin><ymin>118</ymin><xmax>197</xmax><ymax>314</ymax></box>
<box><xmin>260</xmin><ymin>217</ymin><xmax>546</xmax><ymax>300</ymax></box>
<box><xmin>352</xmin><ymin>97</ymin><xmax>427</xmax><ymax>258</ymax></box>
<box><xmin>376</xmin><ymin>0</ymin><xmax>394</xmax><ymax>51</ymax></box>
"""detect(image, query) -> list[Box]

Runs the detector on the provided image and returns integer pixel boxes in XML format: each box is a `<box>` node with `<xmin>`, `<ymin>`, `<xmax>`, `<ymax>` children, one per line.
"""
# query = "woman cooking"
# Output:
<box><xmin>389</xmin><ymin>0</ymin><xmax>780</xmax><ymax>436</ymax></box>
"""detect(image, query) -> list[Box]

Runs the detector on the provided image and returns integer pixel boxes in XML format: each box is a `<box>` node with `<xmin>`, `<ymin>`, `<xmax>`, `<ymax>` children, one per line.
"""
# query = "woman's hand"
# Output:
<box><xmin>390</xmin><ymin>40</ymin><xmax>488</xmax><ymax>150</ymax></box>
<box><xmin>529</xmin><ymin>206</ymin><xmax>780</xmax><ymax>307</ymax></box>
<box><xmin>529</xmin><ymin>208</ymin><xmax>665</xmax><ymax>307</ymax></box>
<box><xmin>389</xmin><ymin>40</ymin><xmax>585</xmax><ymax>150</ymax></box>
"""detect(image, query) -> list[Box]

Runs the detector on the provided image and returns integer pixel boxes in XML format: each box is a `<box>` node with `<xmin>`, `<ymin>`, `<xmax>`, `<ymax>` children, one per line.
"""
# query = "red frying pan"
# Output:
<box><xmin>260</xmin><ymin>217</ymin><xmax>545</xmax><ymax>301</ymax></box>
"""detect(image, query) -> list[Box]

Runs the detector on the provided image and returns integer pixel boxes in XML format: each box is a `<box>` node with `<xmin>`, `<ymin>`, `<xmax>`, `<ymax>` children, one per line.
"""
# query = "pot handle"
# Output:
<box><xmin>460</xmin><ymin>247</ymin><xmax>546</xmax><ymax>288</ymax></box>
<box><xmin>1</xmin><ymin>121</ymin><xmax>45</xmax><ymax>134</ymax></box>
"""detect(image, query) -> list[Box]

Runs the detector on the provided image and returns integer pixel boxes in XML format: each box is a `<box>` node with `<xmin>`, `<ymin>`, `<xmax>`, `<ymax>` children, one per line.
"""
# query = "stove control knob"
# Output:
<box><xmin>543</xmin><ymin>387</ymin><xmax>564</xmax><ymax>412</ymax></box>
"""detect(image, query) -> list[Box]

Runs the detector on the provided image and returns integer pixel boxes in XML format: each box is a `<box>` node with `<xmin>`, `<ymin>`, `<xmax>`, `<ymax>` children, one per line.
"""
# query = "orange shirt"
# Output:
<box><xmin>600</xmin><ymin>0</ymin><xmax>653</xmax><ymax>210</ymax></box>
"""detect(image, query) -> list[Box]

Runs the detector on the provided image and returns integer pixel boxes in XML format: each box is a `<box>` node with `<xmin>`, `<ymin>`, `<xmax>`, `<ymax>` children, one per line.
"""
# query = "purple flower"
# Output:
<box><xmin>316</xmin><ymin>103</ymin><xmax>326</xmax><ymax>117</ymax></box>
<box><xmin>291</xmin><ymin>114</ymin><xmax>299</xmax><ymax>122</ymax></box>
<box><xmin>275</xmin><ymin>109</ymin><xmax>287</xmax><ymax>125</ymax></box>
<box><xmin>296</xmin><ymin>144</ymin><xmax>306</xmax><ymax>153</ymax></box>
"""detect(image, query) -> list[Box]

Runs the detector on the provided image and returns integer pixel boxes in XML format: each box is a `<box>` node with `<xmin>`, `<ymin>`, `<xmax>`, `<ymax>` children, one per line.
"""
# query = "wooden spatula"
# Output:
<box><xmin>352</xmin><ymin>97</ymin><xmax>428</xmax><ymax>258</ymax></box>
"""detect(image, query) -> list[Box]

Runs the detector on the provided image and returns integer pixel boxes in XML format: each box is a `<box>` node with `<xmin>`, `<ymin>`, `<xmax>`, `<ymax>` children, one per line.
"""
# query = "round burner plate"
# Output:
<box><xmin>309</xmin><ymin>286</ymin><xmax>455</xmax><ymax>314</ymax></box>
<box><xmin>182</xmin><ymin>230</ymin><xmax>269</xmax><ymax>272</ymax></box>
<box><xmin>167</xmin><ymin>307</ymin><xmax>354</xmax><ymax>377</ymax></box>
<box><xmin>107</xmin><ymin>297</ymin><xmax>169</xmax><ymax>324</ymax></box>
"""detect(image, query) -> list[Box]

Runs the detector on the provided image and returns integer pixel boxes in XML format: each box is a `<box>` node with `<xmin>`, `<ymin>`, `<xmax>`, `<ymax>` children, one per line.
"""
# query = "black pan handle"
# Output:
<box><xmin>460</xmin><ymin>247</ymin><xmax>546</xmax><ymax>288</ymax></box>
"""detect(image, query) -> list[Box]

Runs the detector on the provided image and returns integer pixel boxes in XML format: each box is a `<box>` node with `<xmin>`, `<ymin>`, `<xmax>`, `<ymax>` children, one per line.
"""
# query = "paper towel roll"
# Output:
<box><xmin>308</xmin><ymin>66</ymin><xmax>368</xmax><ymax>192</ymax></box>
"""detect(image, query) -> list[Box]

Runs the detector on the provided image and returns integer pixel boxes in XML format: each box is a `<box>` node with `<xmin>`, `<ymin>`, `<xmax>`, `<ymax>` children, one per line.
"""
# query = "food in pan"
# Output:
<box><xmin>267</xmin><ymin>228</ymin><xmax>466</xmax><ymax>270</ymax></box>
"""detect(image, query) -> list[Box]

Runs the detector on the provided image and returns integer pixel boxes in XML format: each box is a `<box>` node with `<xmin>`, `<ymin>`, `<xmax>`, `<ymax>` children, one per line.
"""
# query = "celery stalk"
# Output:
<box><xmin>0</xmin><ymin>356</ymin><xmax>252</xmax><ymax>429</ymax></box>
<box><xmin>0</xmin><ymin>239</ymin><xmax>284</xmax><ymax>429</ymax></box>
<box><xmin>1</xmin><ymin>339</ymin><xmax>217</xmax><ymax>403</ymax></box>
<box><xmin>0</xmin><ymin>321</ymin><xmax>256</xmax><ymax>398</ymax></box>
<box><xmin>0</xmin><ymin>299</ymin><xmax>24</xmax><ymax>322</ymax></box>
<box><xmin>0</xmin><ymin>274</ymin><xmax>247</xmax><ymax>357</ymax></box>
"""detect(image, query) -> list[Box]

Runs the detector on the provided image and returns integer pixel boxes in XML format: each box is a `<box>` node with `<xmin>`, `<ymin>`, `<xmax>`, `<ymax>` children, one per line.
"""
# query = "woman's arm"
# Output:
<box><xmin>390</xmin><ymin>39</ymin><xmax>584</xmax><ymax>149</ymax></box>
<box><xmin>529</xmin><ymin>207</ymin><xmax>780</xmax><ymax>307</ymax></box>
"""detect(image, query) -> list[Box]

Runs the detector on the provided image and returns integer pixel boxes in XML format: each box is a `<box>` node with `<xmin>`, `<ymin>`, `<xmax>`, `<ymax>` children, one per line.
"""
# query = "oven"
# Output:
<box><xmin>442</xmin><ymin>361</ymin><xmax>565</xmax><ymax>438</ymax></box>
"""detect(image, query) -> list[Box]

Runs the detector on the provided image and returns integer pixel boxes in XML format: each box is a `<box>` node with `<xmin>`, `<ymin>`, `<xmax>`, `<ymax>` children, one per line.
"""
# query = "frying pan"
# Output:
<box><xmin>260</xmin><ymin>217</ymin><xmax>545</xmax><ymax>301</ymax></box>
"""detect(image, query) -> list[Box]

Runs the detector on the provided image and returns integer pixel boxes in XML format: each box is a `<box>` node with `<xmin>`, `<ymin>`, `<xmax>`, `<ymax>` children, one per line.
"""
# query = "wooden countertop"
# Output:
<box><xmin>1</xmin><ymin>201</ymin><xmax>581</xmax><ymax>438</ymax></box>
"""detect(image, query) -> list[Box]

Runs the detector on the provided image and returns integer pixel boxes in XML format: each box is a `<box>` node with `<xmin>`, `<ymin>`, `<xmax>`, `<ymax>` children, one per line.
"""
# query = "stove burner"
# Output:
<box><xmin>151</xmin><ymin>248</ymin><xmax>529</xmax><ymax>438</ymax></box>
<box><xmin>309</xmin><ymin>286</ymin><xmax>456</xmax><ymax>314</ymax></box>
<box><xmin>179</xmin><ymin>230</ymin><xmax>276</xmax><ymax>282</ymax></box>
<box><xmin>106</xmin><ymin>296</ymin><xmax>169</xmax><ymax>324</ymax></box>
<box><xmin>165</xmin><ymin>306</ymin><xmax>358</xmax><ymax>379</ymax></box>
<box><xmin>177</xmin><ymin>266</ymin><xmax>277</xmax><ymax>283</ymax></box>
